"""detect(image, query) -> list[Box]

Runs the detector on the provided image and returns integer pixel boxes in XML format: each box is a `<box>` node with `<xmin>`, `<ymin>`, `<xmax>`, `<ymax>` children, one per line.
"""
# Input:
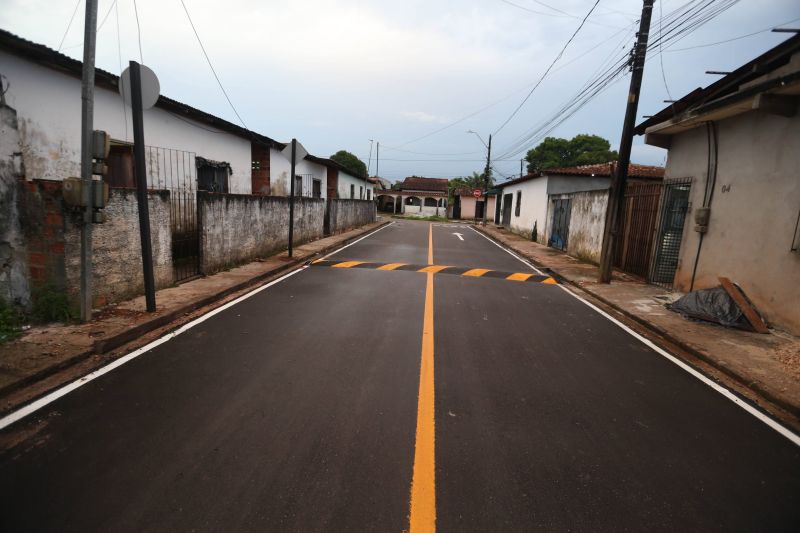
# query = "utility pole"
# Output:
<box><xmin>598</xmin><ymin>0</ymin><xmax>654</xmax><ymax>283</ymax></box>
<box><xmin>520</xmin><ymin>158</ymin><xmax>524</xmax><ymax>178</ymax></box>
<box><xmin>376</xmin><ymin>141</ymin><xmax>380</xmax><ymax>177</ymax></box>
<box><xmin>482</xmin><ymin>134</ymin><xmax>492</xmax><ymax>226</ymax></box>
<box><xmin>288</xmin><ymin>138</ymin><xmax>296</xmax><ymax>257</ymax></box>
<box><xmin>367</xmin><ymin>139</ymin><xmax>374</xmax><ymax>175</ymax></box>
<box><xmin>79</xmin><ymin>0</ymin><xmax>98</xmax><ymax>322</ymax></box>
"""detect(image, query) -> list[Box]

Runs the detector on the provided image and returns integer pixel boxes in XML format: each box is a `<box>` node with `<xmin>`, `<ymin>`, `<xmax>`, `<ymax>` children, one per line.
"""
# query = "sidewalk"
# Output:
<box><xmin>0</xmin><ymin>220</ymin><xmax>389</xmax><ymax>411</ymax></box>
<box><xmin>475</xmin><ymin>224</ymin><xmax>800</xmax><ymax>420</ymax></box>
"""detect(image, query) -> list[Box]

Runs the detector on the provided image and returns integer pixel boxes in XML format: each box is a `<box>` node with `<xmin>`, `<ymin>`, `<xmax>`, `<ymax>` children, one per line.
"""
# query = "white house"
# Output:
<box><xmin>636</xmin><ymin>33</ymin><xmax>800</xmax><ymax>335</ymax></box>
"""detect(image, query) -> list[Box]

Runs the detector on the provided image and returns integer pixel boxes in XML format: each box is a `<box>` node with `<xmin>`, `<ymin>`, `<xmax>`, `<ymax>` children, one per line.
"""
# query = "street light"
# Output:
<box><xmin>465</xmin><ymin>130</ymin><xmax>492</xmax><ymax>226</ymax></box>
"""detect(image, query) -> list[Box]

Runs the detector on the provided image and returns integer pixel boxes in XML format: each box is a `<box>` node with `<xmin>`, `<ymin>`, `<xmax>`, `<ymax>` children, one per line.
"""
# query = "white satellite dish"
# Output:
<box><xmin>119</xmin><ymin>64</ymin><xmax>160</xmax><ymax>110</ymax></box>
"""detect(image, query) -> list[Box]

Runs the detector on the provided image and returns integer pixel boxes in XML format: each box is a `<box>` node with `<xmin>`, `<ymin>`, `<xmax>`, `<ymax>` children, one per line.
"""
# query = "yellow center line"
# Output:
<box><xmin>409</xmin><ymin>224</ymin><xmax>436</xmax><ymax>532</ymax></box>
<box><xmin>377</xmin><ymin>263</ymin><xmax>406</xmax><ymax>270</ymax></box>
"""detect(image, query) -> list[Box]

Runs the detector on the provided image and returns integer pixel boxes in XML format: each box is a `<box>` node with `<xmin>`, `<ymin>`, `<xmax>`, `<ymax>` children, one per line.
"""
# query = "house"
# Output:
<box><xmin>451</xmin><ymin>188</ymin><xmax>497</xmax><ymax>221</ymax></box>
<box><xmin>496</xmin><ymin>162</ymin><xmax>664</xmax><ymax>267</ymax></box>
<box><xmin>377</xmin><ymin>176</ymin><xmax>448</xmax><ymax>216</ymax></box>
<box><xmin>635</xmin><ymin>33</ymin><xmax>800</xmax><ymax>334</ymax></box>
<box><xmin>307</xmin><ymin>156</ymin><xmax>374</xmax><ymax>200</ymax></box>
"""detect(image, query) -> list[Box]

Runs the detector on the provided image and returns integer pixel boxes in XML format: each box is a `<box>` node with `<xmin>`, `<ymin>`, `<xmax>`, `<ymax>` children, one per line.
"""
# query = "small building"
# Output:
<box><xmin>496</xmin><ymin>163</ymin><xmax>663</xmax><ymax>267</ymax></box>
<box><xmin>635</xmin><ymin>33</ymin><xmax>800</xmax><ymax>334</ymax></box>
<box><xmin>376</xmin><ymin>176</ymin><xmax>448</xmax><ymax>217</ymax></box>
<box><xmin>452</xmin><ymin>188</ymin><xmax>496</xmax><ymax>221</ymax></box>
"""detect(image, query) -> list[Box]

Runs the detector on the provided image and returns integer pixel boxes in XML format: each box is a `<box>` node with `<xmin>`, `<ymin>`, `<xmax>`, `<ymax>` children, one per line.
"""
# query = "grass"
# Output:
<box><xmin>31</xmin><ymin>283</ymin><xmax>77</xmax><ymax>323</ymax></box>
<box><xmin>0</xmin><ymin>299</ymin><xmax>21</xmax><ymax>344</ymax></box>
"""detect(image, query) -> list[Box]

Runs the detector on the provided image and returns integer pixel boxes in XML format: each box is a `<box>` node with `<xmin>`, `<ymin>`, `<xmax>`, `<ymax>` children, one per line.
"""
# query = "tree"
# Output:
<box><xmin>525</xmin><ymin>134</ymin><xmax>618</xmax><ymax>173</ymax></box>
<box><xmin>330</xmin><ymin>150</ymin><xmax>367</xmax><ymax>178</ymax></box>
<box><xmin>448</xmin><ymin>171</ymin><xmax>494</xmax><ymax>201</ymax></box>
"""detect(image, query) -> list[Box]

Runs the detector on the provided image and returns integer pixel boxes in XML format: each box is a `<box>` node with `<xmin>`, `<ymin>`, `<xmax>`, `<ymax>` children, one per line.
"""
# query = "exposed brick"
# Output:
<box><xmin>29</xmin><ymin>266</ymin><xmax>46</xmax><ymax>282</ymax></box>
<box><xmin>49</xmin><ymin>241</ymin><xmax>65</xmax><ymax>255</ymax></box>
<box><xmin>45</xmin><ymin>212</ymin><xmax>63</xmax><ymax>226</ymax></box>
<box><xmin>28</xmin><ymin>252</ymin><xmax>47</xmax><ymax>267</ymax></box>
<box><xmin>94</xmin><ymin>294</ymin><xmax>107</xmax><ymax>308</ymax></box>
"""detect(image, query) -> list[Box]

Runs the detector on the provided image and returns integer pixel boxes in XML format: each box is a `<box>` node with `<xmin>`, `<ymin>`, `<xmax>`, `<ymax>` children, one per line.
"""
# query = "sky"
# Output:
<box><xmin>2</xmin><ymin>0</ymin><xmax>799</xmax><ymax>183</ymax></box>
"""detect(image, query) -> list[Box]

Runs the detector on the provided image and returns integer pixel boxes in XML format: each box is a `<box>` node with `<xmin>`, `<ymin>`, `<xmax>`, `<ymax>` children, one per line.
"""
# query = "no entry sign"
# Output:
<box><xmin>472</xmin><ymin>188</ymin><xmax>482</xmax><ymax>198</ymax></box>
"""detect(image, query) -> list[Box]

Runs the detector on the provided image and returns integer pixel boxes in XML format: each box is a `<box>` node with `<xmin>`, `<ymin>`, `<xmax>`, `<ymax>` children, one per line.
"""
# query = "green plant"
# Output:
<box><xmin>31</xmin><ymin>284</ymin><xmax>77</xmax><ymax>323</ymax></box>
<box><xmin>0</xmin><ymin>299</ymin><xmax>22</xmax><ymax>344</ymax></box>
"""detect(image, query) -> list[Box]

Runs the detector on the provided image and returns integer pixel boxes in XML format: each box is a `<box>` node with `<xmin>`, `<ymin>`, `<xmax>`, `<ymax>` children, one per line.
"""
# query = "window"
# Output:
<box><xmin>197</xmin><ymin>157</ymin><xmax>231</xmax><ymax>193</ymax></box>
<box><xmin>312</xmin><ymin>179</ymin><xmax>322</xmax><ymax>198</ymax></box>
<box><xmin>424</xmin><ymin>198</ymin><xmax>438</xmax><ymax>207</ymax></box>
<box><xmin>367</xmin><ymin>190</ymin><xmax>372</xmax><ymax>201</ymax></box>
<box><xmin>106</xmin><ymin>144</ymin><xmax>134</xmax><ymax>188</ymax></box>
<box><xmin>351</xmin><ymin>184</ymin><xmax>355</xmax><ymax>198</ymax></box>
<box><xmin>515</xmin><ymin>191</ymin><xmax>522</xmax><ymax>216</ymax></box>
<box><xmin>360</xmin><ymin>186</ymin><xmax>364</xmax><ymax>199</ymax></box>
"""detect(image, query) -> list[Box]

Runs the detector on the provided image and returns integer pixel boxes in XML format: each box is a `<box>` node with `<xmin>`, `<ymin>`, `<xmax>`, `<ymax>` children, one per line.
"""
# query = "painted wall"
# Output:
<box><xmin>199</xmin><ymin>193</ymin><xmax>325</xmax><ymax>274</ymax></box>
<box><xmin>0</xmin><ymin>50</ymin><xmax>253</xmax><ymax>193</ymax></box>
<box><xmin>337</xmin><ymin>170</ymin><xmax>373</xmax><ymax>200</ymax></box>
<box><xmin>457</xmin><ymin>195</ymin><xmax>496</xmax><ymax>221</ymax></box>
<box><xmin>0</xmin><ymin>105</ymin><xmax>29</xmax><ymax>306</ymax></box>
<box><xmin>667</xmin><ymin>111</ymin><xmax>800</xmax><ymax>334</ymax></box>
<box><xmin>546</xmin><ymin>175</ymin><xmax>611</xmax><ymax>195</ymax></box>
<box><xmin>499</xmin><ymin>177</ymin><xmax>549</xmax><ymax>243</ymax></box>
<box><xmin>269</xmin><ymin>149</ymin><xmax>328</xmax><ymax>198</ymax></box>
<box><xmin>400</xmin><ymin>195</ymin><xmax>447</xmax><ymax>217</ymax></box>
<box><xmin>562</xmin><ymin>189</ymin><xmax>608</xmax><ymax>264</ymax></box>
<box><xmin>327</xmin><ymin>199</ymin><xmax>376</xmax><ymax>235</ymax></box>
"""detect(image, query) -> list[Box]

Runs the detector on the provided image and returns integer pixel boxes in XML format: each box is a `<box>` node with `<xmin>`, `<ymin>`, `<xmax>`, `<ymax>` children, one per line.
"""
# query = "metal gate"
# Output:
<box><xmin>614</xmin><ymin>182</ymin><xmax>661</xmax><ymax>279</ymax></box>
<box><xmin>145</xmin><ymin>146</ymin><xmax>200</xmax><ymax>282</ymax></box>
<box><xmin>651</xmin><ymin>178</ymin><xmax>692</xmax><ymax>289</ymax></box>
<box><xmin>502</xmin><ymin>193</ymin><xmax>513</xmax><ymax>226</ymax></box>
<box><xmin>548</xmin><ymin>197</ymin><xmax>571</xmax><ymax>251</ymax></box>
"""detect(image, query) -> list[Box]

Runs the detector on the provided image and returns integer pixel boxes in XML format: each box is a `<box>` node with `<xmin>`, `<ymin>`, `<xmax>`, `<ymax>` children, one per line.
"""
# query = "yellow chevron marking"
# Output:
<box><xmin>419</xmin><ymin>265</ymin><xmax>450</xmax><ymax>273</ymax></box>
<box><xmin>542</xmin><ymin>277</ymin><xmax>558</xmax><ymax>284</ymax></box>
<box><xmin>506</xmin><ymin>272</ymin><xmax>533</xmax><ymax>282</ymax></box>
<box><xmin>378</xmin><ymin>263</ymin><xmax>406</xmax><ymax>271</ymax></box>
<box><xmin>332</xmin><ymin>261</ymin><xmax>365</xmax><ymax>268</ymax></box>
<box><xmin>463</xmin><ymin>268</ymin><xmax>491</xmax><ymax>277</ymax></box>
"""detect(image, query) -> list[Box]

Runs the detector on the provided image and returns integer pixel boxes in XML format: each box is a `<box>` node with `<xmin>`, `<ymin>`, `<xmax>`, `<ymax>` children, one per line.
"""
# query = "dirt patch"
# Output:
<box><xmin>775</xmin><ymin>341</ymin><xmax>800</xmax><ymax>383</ymax></box>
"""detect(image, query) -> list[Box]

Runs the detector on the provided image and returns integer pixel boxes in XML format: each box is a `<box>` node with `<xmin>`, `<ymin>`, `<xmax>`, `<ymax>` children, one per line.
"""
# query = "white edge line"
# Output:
<box><xmin>0</xmin><ymin>223</ymin><xmax>396</xmax><ymax>431</ymax></box>
<box><xmin>473</xmin><ymin>226</ymin><xmax>800</xmax><ymax>447</ymax></box>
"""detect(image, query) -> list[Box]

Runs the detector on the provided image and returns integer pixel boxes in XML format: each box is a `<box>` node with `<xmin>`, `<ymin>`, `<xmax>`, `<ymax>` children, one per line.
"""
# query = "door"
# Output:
<box><xmin>614</xmin><ymin>182</ymin><xmax>662</xmax><ymax>279</ymax></box>
<box><xmin>548</xmin><ymin>197</ymin><xmax>571</xmax><ymax>251</ymax></box>
<box><xmin>502</xmin><ymin>194</ymin><xmax>513</xmax><ymax>226</ymax></box>
<box><xmin>475</xmin><ymin>200</ymin><xmax>485</xmax><ymax>220</ymax></box>
<box><xmin>651</xmin><ymin>178</ymin><xmax>692</xmax><ymax>288</ymax></box>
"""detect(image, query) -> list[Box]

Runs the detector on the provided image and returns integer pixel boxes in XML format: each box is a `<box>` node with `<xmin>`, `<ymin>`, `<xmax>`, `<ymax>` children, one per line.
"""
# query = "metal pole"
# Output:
<box><xmin>130</xmin><ymin>61</ymin><xmax>156</xmax><ymax>312</ymax></box>
<box><xmin>520</xmin><ymin>158</ymin><xmax>524</xmax><ymax>178</ymax></box>
<box><xmin>79</xmin><ymin>0</ymin><xmax>98</xmax><ymax>322</ymax></box>
<box><xmin>288</xmin><ymin>138</ymin><xmax>296</xmax><ymax>257</ymax></box>
<box><xmin>367</xmin><ymin>139</ymin><xmax>374</xmax><ymax>175</ymax></box>
<box><xmin>376</xmin><ymin>142</ymin><xmax>379</xmax><ymax>178</ymax></box>
<box><xmin>482</xmin><ymin>134</ymin><xmax>492</xmax><ymax>226</ymax></box>
<box><xmin>598</xmin><ymin>0</ymin><xmax>654</xmax><ymax>283</ymax></box>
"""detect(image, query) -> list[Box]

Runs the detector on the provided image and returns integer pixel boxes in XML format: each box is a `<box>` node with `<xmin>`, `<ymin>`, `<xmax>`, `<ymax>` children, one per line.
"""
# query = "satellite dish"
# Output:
<box><xmin>119</xmin><ymin>64</ymin><xmax>160</xmax><ymax>110</ymax></box>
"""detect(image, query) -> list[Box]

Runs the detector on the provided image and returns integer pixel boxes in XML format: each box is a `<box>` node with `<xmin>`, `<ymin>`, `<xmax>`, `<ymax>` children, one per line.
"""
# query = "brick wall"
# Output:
<box><xmin>18</xmin><ymin>180</ymin><xmax>68</xmax><ymax>296</ymax></box>
<box><xmin>251</xmin><ymin>141</ymin><xmax>270</xmax><ymax>195</ymax></box>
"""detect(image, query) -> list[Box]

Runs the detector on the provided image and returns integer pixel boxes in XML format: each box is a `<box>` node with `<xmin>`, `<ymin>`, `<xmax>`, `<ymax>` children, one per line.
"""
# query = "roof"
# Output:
<box><xmin>0</xmin><ymin>28</ymin><xmax>283</xmax><ymax>150</ymax></box>
<box><xmin>497</xmin><ymin>161</ymin><xmax>664</xmax><ymax>188</ymax></box>
<box><xmin>397</xmin><ymin>176</ymin><xmax>449</xmax><ymax>193</ymax></box>
<box><xmin>304</xmin><ymin>154</ymin><xmax>367</xmax><ymax>180</ymax></box>
<box><xmin>635</xmin><ymin>34</ymin><xmax>800</xmax><ymax>136</ymax></box>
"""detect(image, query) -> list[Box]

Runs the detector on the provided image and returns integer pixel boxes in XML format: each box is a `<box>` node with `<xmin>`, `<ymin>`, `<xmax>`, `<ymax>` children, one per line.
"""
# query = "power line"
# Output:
<box><xmin>57</xmin><ymin>0</ymin><xmax>82</xmax><ymax>51</ymax></box>
<box><xmin>178</xmin><ymin>0</ymin><xmax>250</xmax><ymax>130</ymax></box>
<box><xmin>115</xmin><ymin>0</ymin><xmax>128</xmax><ymax>142</ymax></box>
<box><xmin>59</xmin><ymin>0</ymin><xmax>119</xmax><ymax>51</ymax></box>
<box><xmin>133</xmin><ymin>0</ymin><xmax>144</xmax><ymax>62</ymax></box>
<box><xmin>659</xmin><ymin>0</ymin><xmax>674</xmax><ymax>101</ymax></box>
<box><xmin>499</xmin><ymin>0</ymin><xmax>625</xmax><ymax>29</ymax></box>
<box><xmin>493</xmin><ymin>0</ymin><xmax>602</xmax><ymax>136</ymax></box>
<box><xmin>665</xmin><ymin>15</ymin><xmax>800</xmax><ymax>51</ymax></box>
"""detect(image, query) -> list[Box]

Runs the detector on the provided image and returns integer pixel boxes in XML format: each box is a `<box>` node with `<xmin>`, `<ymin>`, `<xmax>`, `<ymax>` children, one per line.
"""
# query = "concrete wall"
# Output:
<box><xmin>199</xmin><ymin>193</ymin><xmax>325</xmax><ymax>274</ymax></box>
<box><xmin>269</xmin><ymin>149</ymin><xmax>328</xmax><ymax>198</ymax></box>
<box><xmin>63</xmin><ymin>188</ymin><xmax>173</xmax><ymax>307</ymax></box>
<box><xmin>337</xmin><ymin>170</ymin><xmax>373</xmax><ymax>200</ymax></box>
<box><xmin>327</xmin><ymin>199</ymin><xmax>376</xmax><ymax>235</ymax></box>
<box><xmin>666</xmin><ymin>111</ymin><xmax>800</xmax><ymax>334</ymax></box>
<box><xmin>562</xmin><ymin>189</ymin><xmax>608</xmax><ymax>264</ymax></box>
<box><xmin>457</xmin><ymin>195</ymin><xmax>496</xmax><ymax>221</ymax></box>
<box><xmin>500</xmin><ymin>177</ymin><xmax>549</xmax><ymax>243</ymax></box>
<box><xmin>0</xmin><ymin>49</ymin><xmax>253</xmax><ymax>193</ymax></box>
<box><xmin>401</xmin><ymin>196</ymin><xmax>446</xmax><ymax>217</ymax></box>
<box><xmin>546</xmin><ymin>175</ymin><xmax>610</xmax><ymax>195</ymax></box>
<box><xmin>0</xmin><ymin>105</ymin><xmax>29</xmax><ymax>306</ymax></box>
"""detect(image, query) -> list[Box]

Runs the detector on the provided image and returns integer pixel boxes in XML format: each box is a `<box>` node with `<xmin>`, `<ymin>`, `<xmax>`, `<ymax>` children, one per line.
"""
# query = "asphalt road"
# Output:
<box><xmin>1</xmin><ymin>219</ymin><xmax>799</xmax><ymax>532</ymax></box>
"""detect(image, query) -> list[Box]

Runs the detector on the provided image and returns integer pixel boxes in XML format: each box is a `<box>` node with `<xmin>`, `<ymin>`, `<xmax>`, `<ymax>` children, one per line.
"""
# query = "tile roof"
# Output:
<box><xmin>398</xmin><ymin>176</ymin><xmax>449</xmax><ymax>193</ymax></box>
<box><xmin>544</xmin><ymin>162</ymin><xmax>665</xmax><ymax>179</ymax></box>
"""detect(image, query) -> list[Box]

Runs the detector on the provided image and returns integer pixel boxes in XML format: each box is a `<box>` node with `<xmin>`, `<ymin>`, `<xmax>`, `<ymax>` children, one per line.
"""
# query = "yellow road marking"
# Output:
<box><xmin>378</xmin><ymin>263</ymin><xmax>406</xmax><ymax>270</ymax></box>
<box><xmin>463</xmin><ymin>268</ymin><xmax>491</xmax><ymax>277</ymax></box>
<box><xmin>506</xmin><ymin>272</ymin><xmax>533</xmax><ymax>281</ymax></box>
<box><xmin>419</xmin><ymin>265</ymin><xmax>450</xmax><ymax>273</ymax></box>
<box><xmin>331</xmin><ymin>261</ymin><xmax>364</xmax><ymax>268</ymax></box>
<box><xmin>542</xmin><ymin>277</ymin><xmax>558</xmax><ymax>284</ymax></box>
<box><xmin>409</xmin><ymin>226</ymin><xmax>436</xmax><ymax>532</ymax></box>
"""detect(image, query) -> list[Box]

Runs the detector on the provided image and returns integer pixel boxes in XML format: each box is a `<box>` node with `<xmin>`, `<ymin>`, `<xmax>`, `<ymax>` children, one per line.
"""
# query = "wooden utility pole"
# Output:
<box><xmin>288</xmin><ymin>138</ymin><xmax>297</xmax><ymax>257</ymax></box>
<box><xmin>598</xmin><ymin>0</ymin><xmax>654</xmax><ymax>283</ymax></box>
<box><xmin>482</xmin><ymin>134</ymin><xmax>492</xmax><ymax>226</ymax></box>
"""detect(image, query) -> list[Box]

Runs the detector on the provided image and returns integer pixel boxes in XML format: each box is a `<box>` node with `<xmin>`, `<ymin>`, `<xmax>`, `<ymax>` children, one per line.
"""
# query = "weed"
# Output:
<box><xmin>0</xmin><ymin>299</ymin><xmax>21</xmax><ymax>344</ymax></box>
<box><xmin>31</xmin><ymin>283</ymin><xmax>77</xmax><ymax>323</ymax></box>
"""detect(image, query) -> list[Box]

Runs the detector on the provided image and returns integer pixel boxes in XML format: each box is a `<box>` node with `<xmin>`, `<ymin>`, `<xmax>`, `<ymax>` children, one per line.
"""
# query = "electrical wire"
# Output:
<box><xmin>665</xmin><ymin>16</ymin><xmax>800</xmax><ymax>51</ymax></box>
<box><xmin>57</xmin><ymin>0</ymin><xmax>82</xmax><ymax>51</ymax></box>
<box><xmin>493</xmin><ymin>0</ymin><xmax>602</xmax><ymax>136</ymax></box>
<box><xmin>133</xmin><ymin>0</ymin><xmax>144</xmax><ymax>63</ymax></box>
<box><xmin>115</xmin><ymin>0</ymin><xmax>128</xmax><ymax>142</ymax></box>
<box><xmin>178</xmin><ymin>0</ymin><xmax>250</xmax><ymax>131</ymax></box>
<box><xmin>659</xmin><ymin>0</ymin><xmax>674</xmax><ymax>101</ymax></box>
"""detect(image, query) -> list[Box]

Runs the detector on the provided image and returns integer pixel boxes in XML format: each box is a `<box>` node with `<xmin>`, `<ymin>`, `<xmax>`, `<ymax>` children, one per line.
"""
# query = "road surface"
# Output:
<box><xmin>1</xmin><ymin>219</ymin><xmax>798</xmax><ymax>531</ymax></box>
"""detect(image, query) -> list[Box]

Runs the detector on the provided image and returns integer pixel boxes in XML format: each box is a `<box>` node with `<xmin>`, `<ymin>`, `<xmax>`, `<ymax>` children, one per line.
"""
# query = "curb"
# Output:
<box><xmin>0</xmin><ymin>221</ymin><xmax>389</xmax><ymax>402</ymax></box>
<box><xmin>472</xmin><ymin>225</ymin><xmax>800</xmax><ymax>419</ymax></box>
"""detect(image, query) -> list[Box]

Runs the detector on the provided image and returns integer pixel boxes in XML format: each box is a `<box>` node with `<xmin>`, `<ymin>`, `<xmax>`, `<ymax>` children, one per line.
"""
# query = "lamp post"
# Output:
<box><xmin>467</xmin><ymin>130</ymin><xmax>491</xmax><ymax>226</ymax></box>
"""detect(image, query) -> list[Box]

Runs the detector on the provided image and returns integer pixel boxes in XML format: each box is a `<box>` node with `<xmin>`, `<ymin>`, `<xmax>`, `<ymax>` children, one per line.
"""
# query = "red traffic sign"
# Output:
<box><xmin>472</xmin><ymin>188</ymin><xmax>482</xmax><ymax>198</ymax></box>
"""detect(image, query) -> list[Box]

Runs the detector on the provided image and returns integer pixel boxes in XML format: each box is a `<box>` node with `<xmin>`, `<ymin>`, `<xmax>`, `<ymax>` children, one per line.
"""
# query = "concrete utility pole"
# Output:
<box><xmin>483</xmin><ymin>134</ymin><xmax>492</xmax><ymax>226</ymax></box>
<box><xmin>288</xmin><ymin>138</ymin><xmax>297</xmax><ymax>257</ymax></box>
<box><xmin>376</xmin><ymin>141</ymin><xmax>380</xmax><ymax>177</ymax></box>
<box><xmin>598</xmin><ymin>0</ymin><xmax>654</xmax><ymax>283</ymax></box>
<box><xmin>367</xmin><ymin>139</ymin><xmax>374</xmax><ymax>175</ymax></box>
<box><xmin>520</xmin><ymin>158</ymin><xmax>524</xmax><ymax>178</ymax></box>
<box><xmin>79</xmin><ymin>0</ymin><xmax>98</xmax><ymax>322</ymax></box>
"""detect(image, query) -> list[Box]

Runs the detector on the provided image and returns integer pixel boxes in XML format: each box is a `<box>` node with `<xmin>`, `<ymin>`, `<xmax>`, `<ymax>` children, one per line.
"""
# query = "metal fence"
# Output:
<box><xmin>614</xmin><ymin>182</ymin><xmax>662</xmax><ymax>279</ymax></box>
<box><xmin>650</xmin><ymin>178</ymin><xmax>693</xmax><ymax>289</ymax></box>
<box><xmin>145</xmin><ymin>146</ymin><xmax>200</xmax><ymax>282</ymax></box>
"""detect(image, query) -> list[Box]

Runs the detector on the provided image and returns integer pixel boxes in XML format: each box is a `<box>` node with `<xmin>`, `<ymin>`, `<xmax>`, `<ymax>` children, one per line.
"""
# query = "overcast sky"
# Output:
<box><xmin>2</xmin><ymin>0</ymin><xmax>799</xmax><ymax>182</ymax></box>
